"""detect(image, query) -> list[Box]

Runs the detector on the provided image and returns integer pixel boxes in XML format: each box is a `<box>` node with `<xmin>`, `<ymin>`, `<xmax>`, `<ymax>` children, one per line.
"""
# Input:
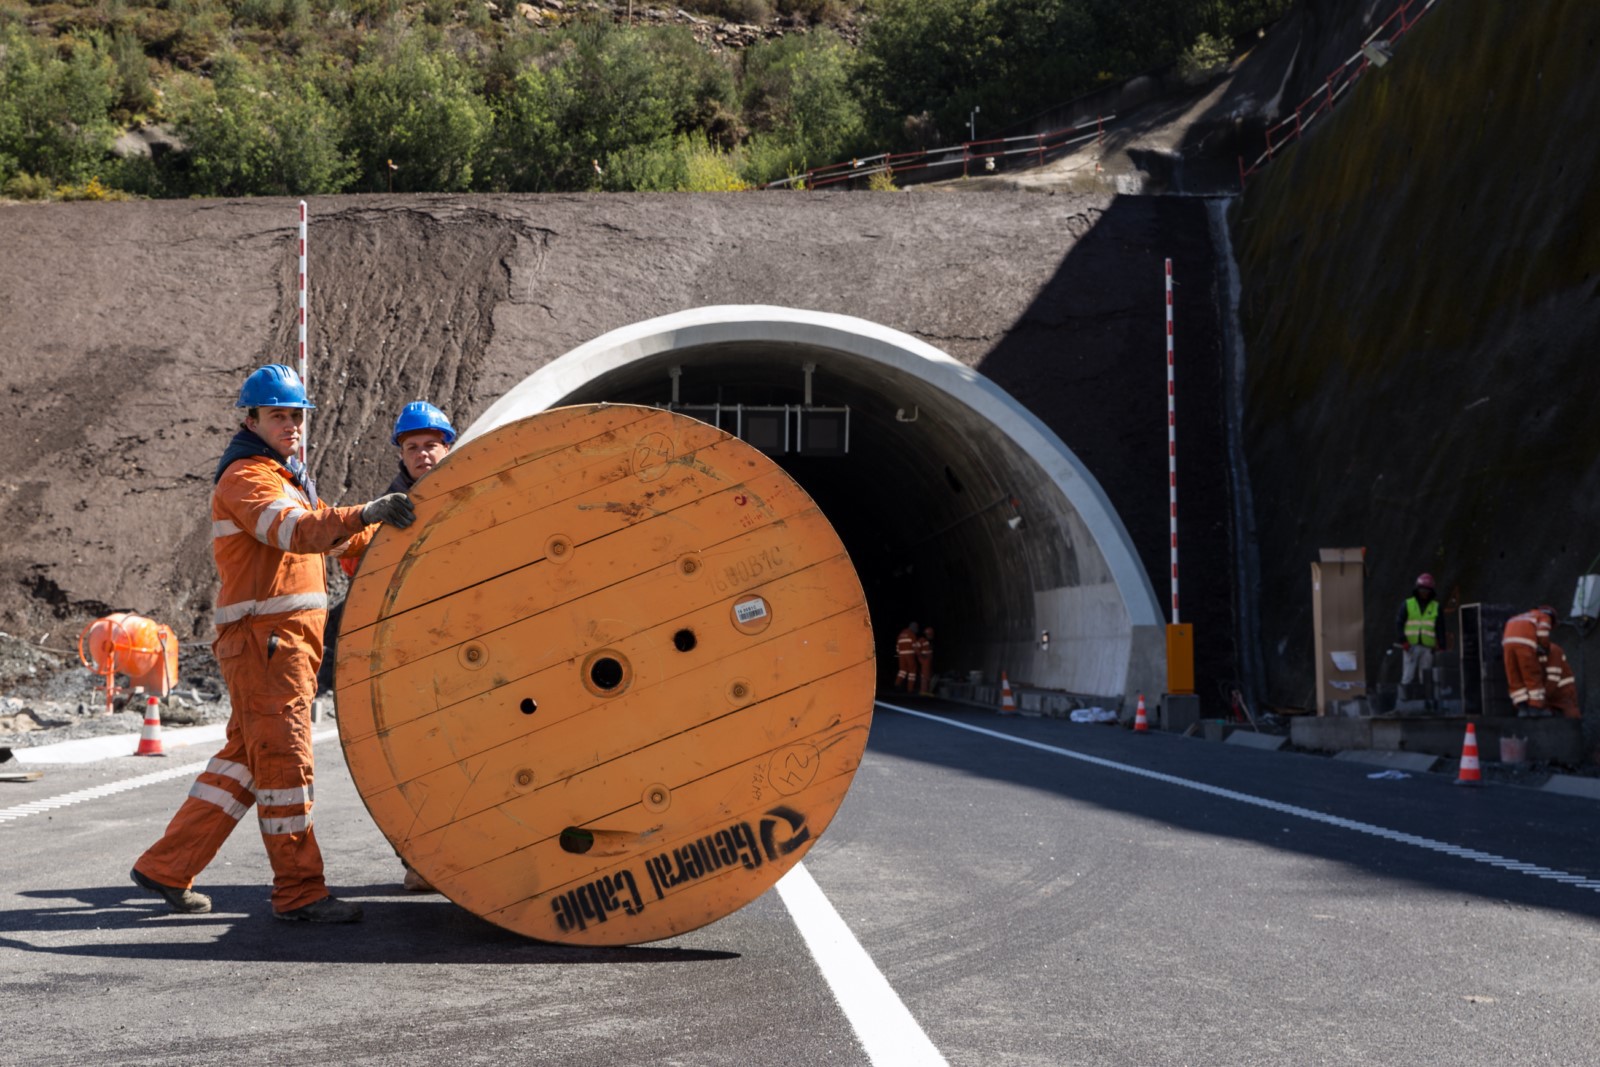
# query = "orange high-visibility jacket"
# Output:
<box><xmin>1546</xmin><ymin>641</ymin><xmax>1579</xmax><ymax>719</ymax></box>
<box><xmin>1501</xmin><ymin>609</ymin><xmax>1553</xmax><ymax>708</ymax></box>
<box><xmin>896</xmin><ymin>629</ymin><xmax>917</xmax><ymax>659</ymax></box>
<box><xmin>212</xmin><ymin>457</ymin><xmax>368</xmax><ymax>629</ymax></box>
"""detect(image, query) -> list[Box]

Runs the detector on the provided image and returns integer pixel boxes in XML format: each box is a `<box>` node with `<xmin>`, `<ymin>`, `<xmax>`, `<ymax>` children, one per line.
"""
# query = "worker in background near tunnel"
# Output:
<box><xmin>1502</xmin><ymin>605</ymin><xmax>1558</xmax><ymax>717</ymax></box>
<box><xmin>915</xmin><ymin>626</ymin><xmax>935</xmax><ymax>695</ymax></box>
<box><xmin>130</xmin><ymin>364</ymin><xmax>416</xmax><ymax>923</ymax></box>
<box><xmin>1544</xmin><ymin>639</ymin><xmax>1581</xmax><ymax>719</ymax></box>
<box><xmin>338</xmin><ymin>400</ymin><xmax>456</xmax><ymax>894</ymax></box>
<box><xmin>896</xmin><ymin>621</ymin><xmax>920</xmax><ymax>693</ymax></box>
<box><xmin>1396</xmin><ymin>573</ymin><xmax>1443</xmax><ymax>706</ymax></box>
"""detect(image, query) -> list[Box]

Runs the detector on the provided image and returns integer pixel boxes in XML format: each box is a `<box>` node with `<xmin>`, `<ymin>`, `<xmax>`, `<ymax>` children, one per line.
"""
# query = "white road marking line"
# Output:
<box><xmin>777</xmin><ymin>863</ymin><xmax>948</xmax><ymax>1067</ymax></box>
<box><xmin>881</xmin><ymin>702</ymin><xmax>1600</xmax><ymax>894</ymax></box>
<box><xmin>17</xmin><ymin>723</ymin><xmax>230</xmax><ymax>764</ymax></box>
<box><xmin>0</xmin><ymin>729</ymin><xmax>339</xmax><ymax>825</ymax></box>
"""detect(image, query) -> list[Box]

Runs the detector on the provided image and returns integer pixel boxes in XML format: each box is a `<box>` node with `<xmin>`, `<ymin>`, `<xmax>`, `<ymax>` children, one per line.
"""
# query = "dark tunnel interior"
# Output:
<box><xmin>559</xmin><ymin>340</ymin><xmax>1043</xmax><ymax>689</ymax></box>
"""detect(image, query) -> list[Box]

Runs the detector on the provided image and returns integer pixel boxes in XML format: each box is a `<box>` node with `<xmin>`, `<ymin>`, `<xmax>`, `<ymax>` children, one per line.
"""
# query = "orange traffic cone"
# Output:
<box><xmin>1133</xmin><ymin>693</ymin><xmax>1150</xmax><ymax>733</ymax></box>
<box><xmin>999</xmin><ymin>672</ymin><xmax>1017</xmax><ymax>715</ymax></box>
<box><xmin>134</xmin><ymin>695</ymin><xmax>166</xmax><ymax>757</ymax></box>
<box><xmin>1454</xmin><ymin>722</ymin><xmax>1481</xmax><ymax>786</ymax></box>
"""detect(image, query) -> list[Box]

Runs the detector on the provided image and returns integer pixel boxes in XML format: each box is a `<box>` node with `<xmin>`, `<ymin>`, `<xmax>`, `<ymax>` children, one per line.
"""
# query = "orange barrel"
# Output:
<box><xmin>335</xmin><ymin>404</ymin><xmax>875</xmax><ymax>945</ymax></box>
<box><xmin>78</xmin><ymin>612</ymin><xmax>166</xmax><ymax>677</ymax></box>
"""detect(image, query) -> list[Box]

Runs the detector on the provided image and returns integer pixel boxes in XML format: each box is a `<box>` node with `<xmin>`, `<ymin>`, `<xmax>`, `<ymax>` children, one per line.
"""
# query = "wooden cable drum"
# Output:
<box><xmin>335</xmin><ymin>403</ymin><xmax>875</xmax><ymax>945</ymax></box>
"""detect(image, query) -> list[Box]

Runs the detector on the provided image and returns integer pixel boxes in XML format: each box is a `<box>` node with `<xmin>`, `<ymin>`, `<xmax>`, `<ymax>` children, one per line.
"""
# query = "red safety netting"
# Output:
<box><xmin>1237</xmin><ymin>0</ymin><xmax>1441</xmax><ymax>187</ymax></box>
<box><xmin>764</xmin><ymin>114</ymin><xmax>1115</xmax><ymax>191</ymax></box>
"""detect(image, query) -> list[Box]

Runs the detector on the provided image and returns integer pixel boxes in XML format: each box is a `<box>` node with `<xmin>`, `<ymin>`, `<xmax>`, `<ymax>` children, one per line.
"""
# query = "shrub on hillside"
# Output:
<box><xmin>0</xmin><ymin>28</ymin><xmax>120</xmax><ymax>185</ymax></box>
<box><xmin>172</xmin><ymin>54</ymin><xmax>354</xmax><ymax>196</ymax></box>
<box><xmin>741</xmin><ymin>29</ymin><xmax>863</xmax><ymax>165</ymax></box>
<box><xmin>1176</xmin><ymin>32</ymin><xmax>1231</xmax><ymax>86</ymax></box>
<box><xmin>486</xmin><ymin>23</ymin><xmax>729</xmax><ymax>192</ymax></box>
<box><xmin>346</xmin><ymin>32</ymin><xmax>492</xmax><ymax>192</ymax></box>
<box><xmin>2</xmin><ymin>172</ymin><xmax>55</xmax><ymax>200</ymax></box>
<box><xmin>602</xmin><ymin>134</ymin><xmax>749</xmax><ymax>192</ymax></box>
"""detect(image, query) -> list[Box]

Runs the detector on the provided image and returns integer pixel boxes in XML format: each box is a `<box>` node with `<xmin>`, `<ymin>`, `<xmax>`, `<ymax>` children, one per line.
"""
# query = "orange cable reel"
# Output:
<box><xmin>336</xmin><ymin>404</ymin><xmax>876</xmax><ymax>946</ymax></box>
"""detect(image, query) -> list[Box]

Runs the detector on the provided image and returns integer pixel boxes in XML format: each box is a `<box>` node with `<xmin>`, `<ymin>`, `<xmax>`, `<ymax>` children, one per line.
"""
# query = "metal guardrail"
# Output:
<box><xmin>764</xmin><ymin>114</ymin><xmax>1117</xmax><ymax>190</ymax></box>
<box><xmin>1237</xmin><ymin>0</ymin><xmax>1442</xmax><ymax>187</ymax></box>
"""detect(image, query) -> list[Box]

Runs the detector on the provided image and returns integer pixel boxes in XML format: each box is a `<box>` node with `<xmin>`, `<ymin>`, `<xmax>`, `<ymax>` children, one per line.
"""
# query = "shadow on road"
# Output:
<box><xmin>0</xmin><ymin>882</ymin><xmax>740</xmax><ymax>964</ymax></box>
<box><xmin>869</xmin><ymin>696</ymin><xmax>1600</xmax><ymax>923</ymax></box>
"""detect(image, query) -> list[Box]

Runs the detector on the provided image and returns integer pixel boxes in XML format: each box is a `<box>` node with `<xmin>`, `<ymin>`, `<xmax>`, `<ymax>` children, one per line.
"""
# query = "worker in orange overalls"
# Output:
<box><xmin>336</xmin><ymin>401</ymin><xmax>456</xmax><ymax>894</ymax></box>
<box><xmin>916</xmin><ymin>626</ymin><xmax>935</xmax><ymax>695</ymax></box>
<box><xmin>130</xmin><ymin>364</ymin><xmax>415</xmax><ymax>922</ymax></box>
<box><xmin>895</xmin><ymin>622</ymin><xmax>920</xmax><ymax>692</ymax></box>
<box><xmin>1545</xmin><ymin>641</ymin><xmax>1581</xmax><ymax>719</ymax></box>
<box><xmin>1502</xmin><ymin>605</ymin><xmax>1557</xmax><ymax>717</ymax></box>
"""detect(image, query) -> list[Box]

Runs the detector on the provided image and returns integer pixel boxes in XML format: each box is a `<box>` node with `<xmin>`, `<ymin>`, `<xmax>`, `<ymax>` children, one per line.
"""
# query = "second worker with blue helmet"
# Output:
<box><xmin>388</xmin><ymin>400</ymin><xmax>457</xmax><ymax>494</ymax></box>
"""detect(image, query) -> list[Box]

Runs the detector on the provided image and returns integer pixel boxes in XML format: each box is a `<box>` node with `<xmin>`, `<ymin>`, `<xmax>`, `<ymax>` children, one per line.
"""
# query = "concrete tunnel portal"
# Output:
<box><xmin>462</xmin><ymin>306</ymin><xmax>1165</xmax><ymax>707</ymax></box>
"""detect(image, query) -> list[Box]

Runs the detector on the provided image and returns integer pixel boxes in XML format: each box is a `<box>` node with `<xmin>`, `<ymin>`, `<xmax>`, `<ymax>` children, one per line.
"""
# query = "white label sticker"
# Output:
<box><xmin>735</xmin><ymin>598</ymin><xmax>769</xmax><ymax>624</ymax></box>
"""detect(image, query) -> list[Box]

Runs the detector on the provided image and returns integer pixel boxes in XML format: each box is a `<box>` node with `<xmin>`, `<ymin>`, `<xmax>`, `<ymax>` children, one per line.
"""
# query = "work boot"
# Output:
<box><xmin>275</xmin><ymin>895</ymin><xmax>364</xmax><ymax>923</ymax></box>
<box><xmin>129</xmin><ymin>867</ymin><xmax>212</xmax><ymax>914</ymax></box>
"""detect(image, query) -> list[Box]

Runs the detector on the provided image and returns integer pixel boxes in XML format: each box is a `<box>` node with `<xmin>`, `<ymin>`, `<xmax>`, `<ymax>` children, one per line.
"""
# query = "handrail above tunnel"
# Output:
<box><xmin>464</xmin><ymin>305</ymin><xmax>1165</xmax><ymax>705</ymax></box>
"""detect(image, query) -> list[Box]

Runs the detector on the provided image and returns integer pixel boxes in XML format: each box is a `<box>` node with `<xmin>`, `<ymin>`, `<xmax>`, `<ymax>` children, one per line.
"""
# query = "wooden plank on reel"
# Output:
<box><xmin>336</xmin><ymin>404</ymin><xmax>875</xmax><ymax>945</ymax></box>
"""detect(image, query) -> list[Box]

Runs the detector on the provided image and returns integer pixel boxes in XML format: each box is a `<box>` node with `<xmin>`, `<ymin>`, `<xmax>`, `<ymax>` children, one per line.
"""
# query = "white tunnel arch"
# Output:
<box><xmin>465</xmin><ymin>305</ymin><xmax>1166</xmax><ymax>705</ymax></box>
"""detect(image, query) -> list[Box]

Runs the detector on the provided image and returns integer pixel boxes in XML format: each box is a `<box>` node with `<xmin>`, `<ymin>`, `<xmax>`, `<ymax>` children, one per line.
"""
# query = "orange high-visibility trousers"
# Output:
<box><xmin>1547</xmin><ymin>642</ymin><xmax>1580</xmax><ymax>719</ymax></box>
<box><xmin>134</xmin><ymin>617</ymin><xmax>328</xmax><ymax>912</ymax></box>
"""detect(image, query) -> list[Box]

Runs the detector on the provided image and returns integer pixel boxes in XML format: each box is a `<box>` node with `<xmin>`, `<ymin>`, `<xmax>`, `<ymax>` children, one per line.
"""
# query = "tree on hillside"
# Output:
<box><xmin>739</xmin><ymin>29</ymin><xmax>864</xmax><ymax>181</ymax></box>
<box><xmin>487</xmin><ymin>22</ymin><xmax>735</xmax><ymax>193</ymax></box>
<box><xmin>172</xmin><ymin>54</ymin><xmax>354</xmax><ymax>197</ymax></box>
<box><xmin>347</xmin><ymin>32</ymin><xmax>493</xmax><ymax>192</ymax></box>
<box><xmin>0</xmin><ymin>29</ymin><xmax>119</xmax><ymax>186</ymax></box>
<box><xmin>857</xmin><ymin>0</ymin><xmax>1290</xmax><ymax>143</ymax></box>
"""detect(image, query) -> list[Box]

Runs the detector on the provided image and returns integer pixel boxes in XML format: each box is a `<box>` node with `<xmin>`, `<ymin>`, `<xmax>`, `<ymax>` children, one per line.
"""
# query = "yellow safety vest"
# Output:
<box><xmin>1404</xmin><ymin>597</ymin><xmax>1439</xmax><ymax>648</ymax></box>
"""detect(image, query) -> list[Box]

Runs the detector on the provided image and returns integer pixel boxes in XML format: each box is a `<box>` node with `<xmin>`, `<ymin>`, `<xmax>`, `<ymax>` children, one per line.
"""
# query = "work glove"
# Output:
<box><xmin>362</xmin><ymin>492</ymin><xmax>415</xmax><ymax>529</ymax></box>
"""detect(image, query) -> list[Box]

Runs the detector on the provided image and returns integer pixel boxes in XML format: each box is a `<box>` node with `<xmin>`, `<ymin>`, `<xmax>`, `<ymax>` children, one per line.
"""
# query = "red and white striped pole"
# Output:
<box><xmin>297</xmin><ymin>200</ymin><xmax>309</xmax><ymax>465</ymax></box>
<box><xmin>1165</xmin><ymin>257</ymin><xmax>1178</xmax><ymax>624</ymax></box>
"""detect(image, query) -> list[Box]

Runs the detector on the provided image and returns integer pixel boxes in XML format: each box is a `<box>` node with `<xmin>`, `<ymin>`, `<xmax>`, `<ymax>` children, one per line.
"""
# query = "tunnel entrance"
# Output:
<box><xmin>462</xmin><ymin>306</ymin><xmax>1164</xmax><ymax>704</ymax></box>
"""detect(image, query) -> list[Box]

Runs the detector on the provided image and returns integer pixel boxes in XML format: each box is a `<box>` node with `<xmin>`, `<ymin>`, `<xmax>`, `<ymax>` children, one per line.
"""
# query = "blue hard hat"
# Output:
<box><xmin>236</xmin><ymin>364</ymin><xmax>314</xmax><ymax>409</ymax></box>
<box><xmin>392</xmin><ymin>401</ymin><xmax>456</xmax><ymax>446</ymax></box>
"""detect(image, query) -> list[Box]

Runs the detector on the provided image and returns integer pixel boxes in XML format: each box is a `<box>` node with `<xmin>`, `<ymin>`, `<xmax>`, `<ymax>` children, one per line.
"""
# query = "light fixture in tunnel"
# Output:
<box><xmin>661</xmin><ymin>360</ymin><xmax>850</xmax><ymax>457</ymax></box>
<box><xmin>740</xmin><ymin>406</ymin><xmax>789</xmax><ymax>455</ymax></box>
<box><xmin>1007</xmin><ymin>515</ymin><xmax>1025</xmax><ymax>531</ymax></box>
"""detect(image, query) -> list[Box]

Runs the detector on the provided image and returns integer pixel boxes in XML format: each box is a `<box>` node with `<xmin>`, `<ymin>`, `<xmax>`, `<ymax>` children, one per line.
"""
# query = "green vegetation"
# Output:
<box><xmin>0</xmin><ymin>0</ymin><xmax>1287</xmax><ymax>198</ymax></box>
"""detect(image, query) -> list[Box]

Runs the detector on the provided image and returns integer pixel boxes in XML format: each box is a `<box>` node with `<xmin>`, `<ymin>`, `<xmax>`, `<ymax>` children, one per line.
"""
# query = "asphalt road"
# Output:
<box><xmin>5</xmin><ymin>698</ymin><xmax>1599</xmax><ymax>1066</ymax></box>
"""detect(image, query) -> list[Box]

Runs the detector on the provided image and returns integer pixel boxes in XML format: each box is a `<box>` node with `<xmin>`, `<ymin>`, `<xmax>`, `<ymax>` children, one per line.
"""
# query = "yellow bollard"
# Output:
<box><xmin>336</xmin><ymin>404</ymin><xmax>875</xmax><ymax>945</ymax></box>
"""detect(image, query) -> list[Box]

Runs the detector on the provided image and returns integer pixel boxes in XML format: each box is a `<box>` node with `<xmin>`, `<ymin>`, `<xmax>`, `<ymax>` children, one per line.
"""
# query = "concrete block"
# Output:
<box><xmin>1541</xmin><ymin>775</ymin><xmax>1600</xmax><ymax>801</ymax></box>
<box><xmin>1162</xmin><ymin>693</ymin><xmax>1201</xmax><ymax>733</ymax></box>
<box><xmin>1290</xmin><ymin>716</ymin><xmax>1372</xmax><ymax>752</ymax></box>
<box><xmin>1225</xmin><ymin>730</ymin><xmax>1288</xmax><ymax>751</ymax></box>
<box><xmin>1333</xmin><ymin>749</ymin><xmax>1441</xmax><ymax>773</ymax></box>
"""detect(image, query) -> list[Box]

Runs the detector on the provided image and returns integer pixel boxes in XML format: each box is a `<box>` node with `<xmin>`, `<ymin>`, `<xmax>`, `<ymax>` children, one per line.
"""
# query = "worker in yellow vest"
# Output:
<box><xmin>1395</xmin><ymin>573</ymin><xmax>1442</xmax><ymax>707</ymax></box>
